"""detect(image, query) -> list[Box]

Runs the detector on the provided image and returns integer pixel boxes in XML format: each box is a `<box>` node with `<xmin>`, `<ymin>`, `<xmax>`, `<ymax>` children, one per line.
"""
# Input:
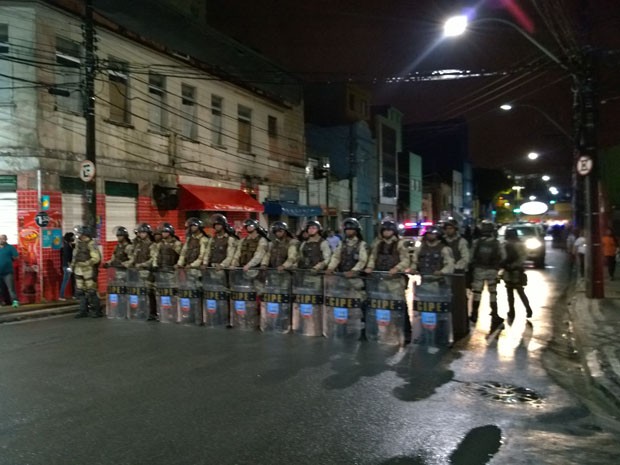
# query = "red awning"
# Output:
<box><xmin>178</xmin><ymin>185</ymin><xmax>264</xmax><ymax>212</ymax></box>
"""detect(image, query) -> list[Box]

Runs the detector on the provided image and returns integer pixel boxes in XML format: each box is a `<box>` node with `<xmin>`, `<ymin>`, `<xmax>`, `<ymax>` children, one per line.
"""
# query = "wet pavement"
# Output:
<box><xmin>0</xmin><ymin>248</ymin><xmax>619</xmax><ymax>464</ymax></box>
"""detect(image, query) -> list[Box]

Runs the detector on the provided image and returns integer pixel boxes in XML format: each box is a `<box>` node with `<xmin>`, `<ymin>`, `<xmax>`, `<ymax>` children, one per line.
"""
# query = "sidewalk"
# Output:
<box><xmin>569</xmin><ymin>275</ymin><xmax>620</xmax><ymax>410</ymax></box>
<box><xmin>0</xmin><ymin>299</ymin><xmax>79</xmax><ymax>324</ymax></box>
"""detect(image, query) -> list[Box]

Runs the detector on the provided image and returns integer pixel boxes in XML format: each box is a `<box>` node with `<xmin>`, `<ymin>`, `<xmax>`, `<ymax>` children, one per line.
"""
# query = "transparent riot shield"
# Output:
<box><xmin>155</xmin><ymin>269</ymin><xmax>179</xmax><ymax>324</ymax></box>
<box><xmin>177</xmin><ymin>267</ymin><xmax>203</xmax><ymax>326</ymax></box>
<box><xmin>202</xmin><ymin>268</ymin><xmax>230</xmax><ymax>328</ymax></box>
<box><xmin>323</xmin><ymin>274</ymin><xmax>364</xmax><ymax>340</ymax></box>
<box><xmin>106</xmin><ymin>267</ymin><xmax>128</xmax><ymax>319</ymax></box>
<box><xmin>412</xmin><ymin>274</ymin><xmax>453</xmax><ymax>351</ymax></box>
<box><xmin>260</xmin><ymin>269</ymin><xmax>292</xmax><ymax>333</ymax></box>
<box><xmin>291</xmin><ymin>270</ymin><xmax>324</xmax><ymax>337</ymax></box>
<box><xmin>127</xmin><ymin>268</ymin><xmax>150</xmax><ymax>320</ymax></box>
<box><xmin>365</xmin><ymin>272</ymin><xmax>407</xmax><ymax>345</ymax></box>
<box><xmin>229</xmin><ymin>268</ymin><xmax>262</xmax><ymax>331</ymax></box>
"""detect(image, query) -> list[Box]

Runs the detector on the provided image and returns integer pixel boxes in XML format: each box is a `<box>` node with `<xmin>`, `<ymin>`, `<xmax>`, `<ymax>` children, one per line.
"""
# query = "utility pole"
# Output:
<box><xmin>348</xmin><ymin>123</ymin><xmax>356</xmax><ymax>217</ymax></box>
<box><xmin>83</xmin><ymin>0</ymin><xmax>97</xmax><ymax>235</ymax></box>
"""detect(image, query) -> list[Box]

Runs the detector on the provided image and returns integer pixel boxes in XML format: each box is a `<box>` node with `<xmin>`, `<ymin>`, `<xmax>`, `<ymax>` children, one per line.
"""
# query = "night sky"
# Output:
<box><xmin>204</xmin><ymin>0</ymin><xmax>620</xmax><ymax>194</ymax></box>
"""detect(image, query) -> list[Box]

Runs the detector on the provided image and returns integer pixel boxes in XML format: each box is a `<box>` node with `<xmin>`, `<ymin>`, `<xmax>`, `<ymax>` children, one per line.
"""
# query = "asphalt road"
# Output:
<box><xmin>0</xmin><ymin>246</ymin><xmax>619</xmax><ymax>465</ymax></box>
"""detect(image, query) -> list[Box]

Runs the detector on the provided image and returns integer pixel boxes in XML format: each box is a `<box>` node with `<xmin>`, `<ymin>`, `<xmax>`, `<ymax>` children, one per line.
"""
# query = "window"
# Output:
<box><xmin>55</xmin><ymin>37</ymin><xmax>82</xmax><ymax>114</ymax></box>
<box><xmin>148</xmin><ymin>72</ymin><xmax>166</xmax><ymax>132</ymax></box>
<box><xmin>181</xmin><ymin>84</ymin><xmax>197</xmax><ymax>139</ymax></box>
<box><xmin>211</xmin><ymin>95</ymin><xmax>223</xmax><ymax>145</ymax></box>
<box><xmin>0</xmin><ymin>24</ymin><xmax>12</xmax><ymax>120</ymax></box>
<box><xmin>268</xmin><ymin>115</ymin><xmax>278</xmax><ymax>138</ymax></box>
<box><xmin>108</xmin><ymin>58</ymin><xmax>130</xmax><ymax>124</ymax></box>
<box><xmin>237</xmin><ymin>105</ymin><xmax>252</xmax><ymax>152</ymax></box>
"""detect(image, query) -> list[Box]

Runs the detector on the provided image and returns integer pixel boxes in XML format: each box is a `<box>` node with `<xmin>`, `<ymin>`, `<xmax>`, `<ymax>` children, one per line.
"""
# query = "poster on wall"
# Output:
<box><xmin>41</xmin><ymin>229</ymin><xmax>63</xmax><ymax>249</ymax></box>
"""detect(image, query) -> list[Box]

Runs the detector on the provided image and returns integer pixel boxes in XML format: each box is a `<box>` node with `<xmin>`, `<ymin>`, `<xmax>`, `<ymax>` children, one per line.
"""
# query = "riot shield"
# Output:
<box><xmin>177</xmin><ymin>267</ymin><xmax>203</xmax><ymax>326</ymax></box>
<box><xmin>155</xmin><ymin>269</ymin><xmax>179</xmax><ymax>324</ymax></box>
<box><xmin>229</xmin><ymin>268</ymin><xmax>262</xmax><ymax>331</ymax></box>
<box><xmin>291</xmin><ymin>270</ymin><xmax>324</xmax><ymax>337</ymax></box>
<box><xmin>323</xmin><ymin>273</ymin><xmax>364</xmax><ymax>340</ymax></box>
<box><xmin>127</xmin><ymin>268</ymin><xmax>150</xmax><ymax>320</ymax></box>
<box><xmin>412</xmin><ymin>274</ymin><xmax>453</xmax><ymax>351</ymax></box>
<box><xmin>365</xmin><ymin>272</ymin><xmax>407</xmax><ymax>345</ymax></box>
<box><xmin>260</xmin><ymin>269</ymin><xmax>292</xmax><ymax>333</ymax></box>
<box><xmin>106</xmin><ymin>266</ymin><xmax>128</xmax><ymax>319</ymax></box>
<box><xmin>202</xmin><ymin>268</ymin><xmax>230</xmax><ymax>328</ymax></box>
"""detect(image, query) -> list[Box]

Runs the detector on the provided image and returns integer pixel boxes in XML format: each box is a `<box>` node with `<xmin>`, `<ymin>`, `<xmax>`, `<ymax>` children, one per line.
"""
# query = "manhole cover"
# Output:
<box><xmin>463</xmin><ymin>381</ymin><xmax>543</xmax><ymax>405</ymax></box>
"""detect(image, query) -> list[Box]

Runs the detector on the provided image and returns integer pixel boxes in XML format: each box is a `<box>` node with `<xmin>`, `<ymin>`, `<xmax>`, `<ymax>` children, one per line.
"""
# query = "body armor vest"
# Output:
<box><xmin>375</xmin><ymin>240</ymin><xmax>399</xmax><ymax>271</ymax></box>
<box><xmin>74</xmin><ymin>240</ymin><xmax>91</xmax><ymax>263</ymax></box>
<box><xmin>445</xmin><ymin>237</ymin><xmax>462</xmax><ymax>263</ymax></box>
<box><xmin>473</xmin><ymin>238</ymin><xmax>501</xmax><ymax>268</ymax></box>
<box><xmin>184</xmin><ymin>236</ymin><xmax>201</xmax><ymax>265</ymax></box>
<box><xmin>299</xmin><ymin>239</ymin><xmax>323</xmax><ymax>269</ymax></box>
<box><xmin>133</xmin><ymin>238</ymin><xmax>152</xmax><ymax>265</ymax></box>
<box><xmin>269</xmin><ymin>239</ymin><xmax>290</xmax><ymax>267</ymax></box>
<box><xmin>417</xmin><ymin>242</ymin><xmax>443</xmax><ymax>274</ymax></box>
<box><xmin>239</xmin><ymin>236</ymin><xmax>260</xmax><ymax>266</ymax></box>
<box><xmin>338</xmin><ymin>240</ymin><xmax>361</xmax><ymax>272</ymax></box>
<box><xmin>111</xmin><ymin>242</ymin><xmax>130</xmax><ymax>266</ymax></box>
<box><xmin>209</xmin><ymin>235</ymin><xmax>229</xmax><ymax>265</ymax></box>
<box><xmin>158</xmin><ymin>239</ymin><xmax>179</xmax><ymax>267</ymax></box>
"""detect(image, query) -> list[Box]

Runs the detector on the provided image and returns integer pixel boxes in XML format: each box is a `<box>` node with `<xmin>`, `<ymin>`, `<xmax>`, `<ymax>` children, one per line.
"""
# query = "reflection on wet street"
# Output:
<box><xmin>0</xmin><ymin>248</ymin><xmax>619</xmax><ymax>464</ymax></box>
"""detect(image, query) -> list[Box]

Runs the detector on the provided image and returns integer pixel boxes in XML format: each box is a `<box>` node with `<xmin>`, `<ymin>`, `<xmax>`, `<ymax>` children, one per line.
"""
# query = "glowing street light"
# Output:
<box><xmin>443</xmin><ymin>15</ymin><xmax>468</xmax><ymax>37</ymax></box>
<box><xmin>549</xmin><ymin>186</ymin><xmax>559</xmax><ymax>195</ymax></box>
<box><xmin>527</xmin><ymin>152</ymin><xmax>539</xmax><ymax>160</ymax></box>
<box><xmin>529</xmin><ymin>195</ymin><xmax>537</xmax><ymax>201</ymax></box>
<box><xmin>542</xmin><ymin>175</ymin><xmax>550</xmax><ymax>181</ymax></box>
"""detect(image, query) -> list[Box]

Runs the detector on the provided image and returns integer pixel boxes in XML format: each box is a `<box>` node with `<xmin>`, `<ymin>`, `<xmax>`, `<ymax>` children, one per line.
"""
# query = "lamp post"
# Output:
<box><xmin>500</xmin><ymin>103</ymin><xmax>572</xmax><ymax>141</ymax></box>
<box><xmin>444</xmin><ymin>14</ymin><xmax>604</xmax><ymax>298</ymax></box>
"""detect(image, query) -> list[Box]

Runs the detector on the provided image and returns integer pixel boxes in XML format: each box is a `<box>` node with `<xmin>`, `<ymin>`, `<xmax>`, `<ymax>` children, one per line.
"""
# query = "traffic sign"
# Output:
<box><xmin>576</xmin><ymin>155</ymin><xmax>593</xmax><ymax>176</ymax></box>
<box><xmin>79</xmin><ymin>160</ymin><xmax>96</xmax><ymax>182</ymax></box>
<box><xmin>35</xmin><ymin>211</ymin><xmax>50</xmax><ymax>228</ymax></box>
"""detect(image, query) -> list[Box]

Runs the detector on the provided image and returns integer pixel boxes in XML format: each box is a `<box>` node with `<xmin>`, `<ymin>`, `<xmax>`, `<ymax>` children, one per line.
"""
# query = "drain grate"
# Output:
<box><xmin>463</xmin><ymin>381</ymin><xmax>544</xmax><ymax>405</ymax></box>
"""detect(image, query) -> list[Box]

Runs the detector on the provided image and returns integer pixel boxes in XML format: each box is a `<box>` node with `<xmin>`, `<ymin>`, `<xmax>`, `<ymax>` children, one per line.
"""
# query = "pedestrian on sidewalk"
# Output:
<box><xmin>573</xmin><ymin>230</ymin><xmax>586</xmax><ymax>278</ymax></box>
<box><xmin>501</xmin><ymin>228</ymin><xmax>533</xmax><ymax>325</ymax></box>
<box><xmin>601</xmin><ymin>227</ymin><xmax>618</xmax><ymax>281</ymax></box>
<box><xmin>0</xmin><ymin>234</ymin><xmax>19</xmax><ymax>307</ymax></box>
<box><xmin>58</xmin><ymin>232</ymin><xmax>75</xmax><ymax>300</ymax></box>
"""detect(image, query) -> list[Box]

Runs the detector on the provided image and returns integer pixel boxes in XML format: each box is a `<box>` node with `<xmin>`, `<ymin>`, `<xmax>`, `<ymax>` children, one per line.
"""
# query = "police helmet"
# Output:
<box><xmin>209</xmin><ymin>214</ymin><xmax>228</xmax><ymax>228</ymax></box>
<box><xmin>342</xmin><ymin>217</ymin><xmax>361</xmax><ymax>231</ymax></box>
<box><xmin>114</xmin><ymin>226</ymin><xmax>129</xmax><ymax>237</ymax></box>
<box><xmin>444</xmin><ymin>219</ymin><xmax>458</xmax><ymax>230</ymax></box>
<box><xmin>304</xmin><ymin>220</ymin><xmax>322</xmax><ymax>232</ymax></box>
<box><xmin>159</xmin><ymin>222</ymin><xmax>175</xmax><ymax>235</ymax></box>
<box><xmin>74</xmin><ymin>225</ymin><xmax>94</xmax><ymax>238</ymax></box>
<box><xmin>135</xmin><ymin>223</ymin><xmax>152</xmax><ymax>234</ymax></box>
<box><xmin>244</xmin><ymin>219</ymin><xmax>260</xmax><ymax>230</ymax></box>
<box><xmin>380</xmin><ymin>220</ymin><xmax>399</xmax><ymax>235</ymax></box>
<box><xmin>271</xmin><ymin>221</ymin><xmax>289</xmax><ymax>233</ymax></box>
<box><xmin>479</xmin><ymin>221</ymin><xmax>496</xmax><ymax>237</ymax></box>
<box><xmin>425</xmin><ymin>227</ymin><xmax>443</xmax><ymax>239</ymax></box>
<box><xmin>185</xmin><ymin>217</ymin><xmax>203</xmax><ymax>229</ymax></box>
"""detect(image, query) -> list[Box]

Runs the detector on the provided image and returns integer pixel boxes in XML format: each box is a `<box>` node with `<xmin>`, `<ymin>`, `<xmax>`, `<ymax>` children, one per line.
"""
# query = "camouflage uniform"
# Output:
<box><xmin>128</xmin><ymin>235</ymin><xmax>158</xmax><ymax>317</ymax></box>
<box><xmin>71</xmin><ymin>235</ymin><xmax>101</xmax><ymax>317</ymax></box>
<box><xmin>204</xmin><ymin>232</ymin><xmax>237</xmax><ymax>268</ymax></box>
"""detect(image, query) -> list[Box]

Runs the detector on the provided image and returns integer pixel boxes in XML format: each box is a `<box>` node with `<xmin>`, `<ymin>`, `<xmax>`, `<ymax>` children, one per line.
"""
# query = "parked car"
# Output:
<box><xmin>498</xmin><ymin>223</ymin><xmax>546</xmax><ymax>269</ymax></box>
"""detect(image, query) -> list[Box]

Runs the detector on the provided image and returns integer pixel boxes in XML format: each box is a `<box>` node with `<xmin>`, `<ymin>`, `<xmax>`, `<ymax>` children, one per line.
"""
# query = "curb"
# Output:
<box><xmin>568</xmin><ymin>292</ymin><xmax>620</xmax><ymax>411</ymax></box>
<box><xmin>0</xmin><ymin>305</ymin><xmax>79</xmax><ymax>324</ymax></box>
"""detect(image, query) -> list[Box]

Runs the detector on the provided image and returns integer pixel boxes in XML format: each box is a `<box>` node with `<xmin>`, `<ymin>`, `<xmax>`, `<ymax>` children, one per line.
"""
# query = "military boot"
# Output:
<box><xmin>470</xmin><ymin>300</ymin><xmax>480</xmax><ymax>324</ymax></box>
<box><xmin>147</xmin><ymin>293</ymin><xmax>158</xmax><ymax>321</ymax></box>
<box><xmin>488</xmin><ymin>302</ymin><xmax>504</xmax><ymax>336</ymax></box>
<box><xmin>89</xmin><ymin>291</ymin><xmax>103</xmax><ymax>318</ymax></box>
<box><xmin>74</xmin><ymin>291</ymin><xmax>89</xmax><ymax>318</ymax></box>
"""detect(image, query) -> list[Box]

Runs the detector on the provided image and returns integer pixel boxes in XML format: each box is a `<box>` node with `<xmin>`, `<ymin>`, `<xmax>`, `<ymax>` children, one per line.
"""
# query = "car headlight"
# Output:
<box><xmin>525</xmin><ymin>238</ymin><xmax>543</xmax><ymax>250</ymax></box>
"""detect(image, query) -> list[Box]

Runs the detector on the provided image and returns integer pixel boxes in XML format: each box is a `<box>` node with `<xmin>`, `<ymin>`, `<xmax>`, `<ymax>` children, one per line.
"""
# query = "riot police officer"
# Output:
<box><xmin>364</xmin><ymin>220</ymin><xmax>409</xmax><ymax>275</ymax></box>
<box><xmin>203</xmin><ymin>214</ymin><xmax>237</xmax><ymax>269</ymax></box>
<box><xmin>443</xmin><ymin>219</ymin><xmax>470</xmax><ymax>273</ymax></box>
<box><xmin>232</xmin><ymin>219</ymin><xmax>269</xmax><ymax>271</ymax></box>
<box><xmin>262</xmin><ymin>221</ymin><xmax>298</xmax><ymax>270</ymax></box>
<box><xmin>153</xmin><ymin>223</ymin><xmax>182</xmax><ymax>271</ymax></box>
<box><xmin>71</xmin><ymin>225</ymin><xmax>102</xmax><ymax>318</ymax></box>
<box><xmin>326</xmin><ymin>217</ymin><xmax>368</xmax><ymax>276</ymax></box>
<box><xmin>298</xmin><ymin>220</ymin><xmax>331</xmax><ymax>271</ymax></box>
<box><xmin>177</xmin><ymin>217</ymin><xmax>209</xmax><ymax>269</ymax></box>
<box><xmin>470</xmin><ymin>220</ymin><xmax>506</xmax><ymax>335</ymax></box>
<box><xmin>128</xmin><ymin>223</ymin><xmax>158</xmax><ymax>320</ymax></box>
<box><xmin>103</xmin><ymin>226</ymin><xmax>132</xmax><ymax>269</ymax></box>
<box><xmin>410</xmin><ymin>228</ymin><xmax>455</xmax><ymax>276</ymax></box>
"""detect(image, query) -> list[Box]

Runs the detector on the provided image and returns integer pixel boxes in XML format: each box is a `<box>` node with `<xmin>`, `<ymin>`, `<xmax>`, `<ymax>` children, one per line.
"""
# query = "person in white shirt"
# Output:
<box><xmin>573</xmin><ymin>230</ymin><xmax>586</xmax><ymax>277</ymax></box>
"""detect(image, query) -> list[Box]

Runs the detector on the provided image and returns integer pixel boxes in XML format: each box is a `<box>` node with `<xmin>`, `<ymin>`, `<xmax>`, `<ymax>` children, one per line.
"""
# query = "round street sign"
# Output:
<box><xmin>576</xmin><ymin>155</ymin><xmax>593</xmax><ymax>176</ymax></box>
<box><xmin>35</xmin><ymin>211</ymin><xmax>50</xmax><ymax>228</ymax></box>
<box><xmin>80</xmin><ymin>160</ymin><xmax>96</xmax><ymax>182</ymax></box>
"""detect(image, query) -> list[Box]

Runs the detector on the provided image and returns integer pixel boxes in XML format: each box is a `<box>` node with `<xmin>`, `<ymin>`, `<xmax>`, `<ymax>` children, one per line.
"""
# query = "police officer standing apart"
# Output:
<box><xmin>326</xmin><ymin>218</ymin><xmax>368</xmax><ymax>276</ymax></box>
<box><xmin>262</xmin><ymin>221</ymin><xmax>298</xmax><ymax>271</ymax></box>
<box><xmin>103</xmin><ymin>226</ymin><xmax>132</xmax><ymax>269</ymax></box>
<box><xmin>298</xmin><ymin>220</ymin><xmax>331</xmax><ymax>271</ymax></box>
<box><xmin>128</xmin><ymin>223</ymin><xmax>158</xmax><ymax>320</ymax></box>
<box><xmin>443</xmin><ymin>219</ymin><xmax>471</xmax><ymax>338</ymax></box>
<box><xmin>232</xmin><ymin>219</ymin><xmax>269</xmax><ymax>271</ymax></box>
<box><xmin>72</xmin><ymin>226</ymin><xmax>102</xmax><ymax>318</ymax></box>
<box><xmin>470</xmin><ymin>220</ymin><xmax>506</xmax><ymax>336</ymax></box>
<box><xmin>501</xmin><ymin>228</ymin><xmax>533</xmax><ymax>325</ymax></box>
<box><xmin>203</xmin><ymin>214</ymin><xmax>237</xmax><ymax>269</ymax></box>
<box><xmin>153</xmin><ymin>223</ymin><xmax>182</xmax><ymax>271</ymax></box>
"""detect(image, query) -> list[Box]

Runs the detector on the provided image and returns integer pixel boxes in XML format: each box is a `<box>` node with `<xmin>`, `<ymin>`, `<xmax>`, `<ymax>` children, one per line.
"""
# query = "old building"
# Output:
<box><xmin>0</xmin><ymin>0</ymin><xmax>305</xmax><ymax>302</ymax></box>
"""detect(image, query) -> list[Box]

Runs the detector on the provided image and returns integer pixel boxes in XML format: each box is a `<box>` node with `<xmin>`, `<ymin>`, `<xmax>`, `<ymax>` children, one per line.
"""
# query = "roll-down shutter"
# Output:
<box><xmin>61</xmin><ymin>193</ymin><xmax>84</xmax><ymax>234</ymax></box>
<box><xmin>0</xmin><ymin>192</ymin><xmax>18</xmax><ymax>244</ymax></box>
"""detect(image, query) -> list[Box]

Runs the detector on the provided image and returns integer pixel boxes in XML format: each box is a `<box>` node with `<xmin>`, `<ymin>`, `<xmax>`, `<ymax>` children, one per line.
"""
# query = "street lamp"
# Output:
<box><xmin>527</xmin><ymin>152</ymin><xmax>539</xmax><ymax>160</ymax></box>
<box><xmin>542</xmin><ymin>175</ymin><xmax>550</xmax><ymax>182</ymax></box>
<box><xmin>499</xmin><ymin>103</ymin><xmax>572</xmax><ymax>141</ymax></box>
